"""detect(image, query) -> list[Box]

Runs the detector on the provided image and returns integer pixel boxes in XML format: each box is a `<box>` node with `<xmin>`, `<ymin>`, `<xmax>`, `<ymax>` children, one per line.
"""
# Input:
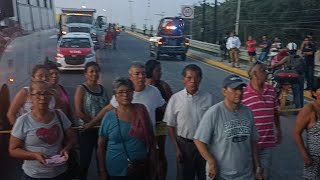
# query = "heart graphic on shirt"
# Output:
<box><xmin>36</xmin><ymin>124</ymin><xmax>61</xmax><ymax>145</ymax></box>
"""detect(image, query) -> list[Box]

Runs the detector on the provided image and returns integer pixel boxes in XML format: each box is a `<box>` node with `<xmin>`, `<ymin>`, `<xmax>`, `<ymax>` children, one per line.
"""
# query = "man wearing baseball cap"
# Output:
<box><xmin>194</xmin><ymin>74</ymin><xmax>263</xmax><ymax>180</ymax></box>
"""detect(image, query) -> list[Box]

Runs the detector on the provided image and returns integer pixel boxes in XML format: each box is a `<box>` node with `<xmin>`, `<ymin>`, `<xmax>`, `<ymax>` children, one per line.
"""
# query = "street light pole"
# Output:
<box><xmin>235</xmin><ymin>0</ymin><xmax>241</xmax><ymax>35</ymax></box>
<box><xmin>201</xmin><ymin>0</ymin><xmax>206</xmax><ymax>41</ymax></box>
<box><xmin>128</xmin><ymin>0</ymin><xmax>134</xmax><ymax>26</ymax></box>
<box><xmin>213</xmin><ymin>0</ymin><xmax>218</xmax><ymax>43</ymax></box>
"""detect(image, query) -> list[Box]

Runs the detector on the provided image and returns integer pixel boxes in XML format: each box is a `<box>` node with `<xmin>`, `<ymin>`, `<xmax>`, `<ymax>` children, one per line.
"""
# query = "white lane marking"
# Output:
<box><xmin>49</xmin><ymin>35</ymin><xmax>57</xmax><ymax>39</ymax></box>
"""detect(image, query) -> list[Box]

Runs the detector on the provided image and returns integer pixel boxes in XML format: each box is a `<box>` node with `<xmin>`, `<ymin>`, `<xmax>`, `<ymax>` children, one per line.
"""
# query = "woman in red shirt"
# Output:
<box><xmin>246</xmin><ymin>36</ymin><xmax>257</xmax><ymax>64</ymax></box>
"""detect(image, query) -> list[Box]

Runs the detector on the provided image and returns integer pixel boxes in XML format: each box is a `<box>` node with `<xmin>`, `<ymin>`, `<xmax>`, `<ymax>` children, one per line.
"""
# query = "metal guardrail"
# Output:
<box><xmin>126</xmin><ymin>26</ymin><xmax>320</xmax><ymax>78</ymax></box>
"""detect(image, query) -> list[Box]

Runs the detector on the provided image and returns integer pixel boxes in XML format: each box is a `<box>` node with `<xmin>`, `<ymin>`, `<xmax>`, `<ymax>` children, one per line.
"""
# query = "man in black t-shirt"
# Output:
<box><xmin>301</xmin><ymin>36</ymin><xmax>316</xmax><ymax>90</ymax></box>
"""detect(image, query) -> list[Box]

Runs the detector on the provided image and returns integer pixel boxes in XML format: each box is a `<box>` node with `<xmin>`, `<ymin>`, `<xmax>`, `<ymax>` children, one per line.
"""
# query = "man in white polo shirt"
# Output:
<box><xmin>163</xmin><ymin>64</ymin><xmax>214</xmax><ymax>180</ymax></box>
<box><xmin>110</xmin><ymin>62</ymin><xmax>166</xmax><ymax>130</ymax></box>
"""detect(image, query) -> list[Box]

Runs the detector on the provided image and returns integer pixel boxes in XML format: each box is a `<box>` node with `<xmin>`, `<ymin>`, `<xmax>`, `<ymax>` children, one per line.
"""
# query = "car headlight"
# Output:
<box><xmin>55</xmin><ymin>53</ymin><xmax>64</xmax><ymax>59</ymax></box>
<box><xmin>86</xmin><ymin>52</ymin><xmax>95</xmax><ymax>58</ymax></box>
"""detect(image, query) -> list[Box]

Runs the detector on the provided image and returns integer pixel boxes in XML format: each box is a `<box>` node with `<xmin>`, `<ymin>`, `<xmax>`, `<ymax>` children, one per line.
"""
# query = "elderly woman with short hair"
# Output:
<box><xmin>97</xmin><ymin>77</ymin><xmax>155</xmax><ymax>180</ymax></box>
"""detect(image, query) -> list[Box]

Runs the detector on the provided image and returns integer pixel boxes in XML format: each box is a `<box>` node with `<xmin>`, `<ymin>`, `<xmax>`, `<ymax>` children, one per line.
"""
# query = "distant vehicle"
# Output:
<box><xmin>58</xmin><ymin>8</ymin><xmax>97</xmax><ymax>41</ymax></box>
<box><xmin>55</xmin><ymin>33</ymin><xmax>96</xmax><ymax>71</ymax></box>
<box><xmin>149</xmin><ymin>17</ymin><xmax>189</xmax><ymax>61</ymax></box>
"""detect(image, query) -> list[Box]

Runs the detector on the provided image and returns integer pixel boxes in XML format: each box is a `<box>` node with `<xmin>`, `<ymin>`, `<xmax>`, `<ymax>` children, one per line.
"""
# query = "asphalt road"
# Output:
<box><xmin>0</xmin><ymin>30</ymin><xmax>303</xmax><ymax>180</ymax></box>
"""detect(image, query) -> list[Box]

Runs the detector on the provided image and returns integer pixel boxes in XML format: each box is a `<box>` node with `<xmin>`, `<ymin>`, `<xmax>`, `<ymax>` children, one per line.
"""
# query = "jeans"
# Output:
<box><xmin>21</xmin><ymin>172</ymin><xmax>70</xmax><ymax>180</ymax></box>
<box><xmin>258</xmin><ymin>51</ymin><xmax>269</xmax><ymax>63</ymax></box>
<box><xmin>259</xmin><ymin>148</ymin><xmax>273</xmax><ymax>180</ymax></box>
<box><xmin>305</xmin><ymin>64</ymin><xmax>314</xmax><ymax>89</ymax></box>
<box><xmin>292</xmin><ymin>75</ymin><xmax>305</xmax><ymax>108</ymax></box>
<box><xmin>78</xmin><ymin>130</ymin><xmax>98</xmax><ymax>180</ymax></box>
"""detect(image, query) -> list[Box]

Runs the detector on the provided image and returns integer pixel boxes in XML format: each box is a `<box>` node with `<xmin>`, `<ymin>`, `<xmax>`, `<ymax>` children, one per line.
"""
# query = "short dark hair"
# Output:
<box><xmin>84</xmin><ymin>62</ymin><xmax>100</xmax><ymax>73</ymax></box>
<box><xmin>112</xmin><ymin>77</ymin><xmax>134</xmax><ymax>95</ymax></box>
<box><xmin>145</xmin><ymin>60</ymin><xmax>160</xmax><ymax>78</ymax></box>
<box><xmin>45</xmin><ymin>61</ymin><xmax>59</xmax><ymax>71</ymax></box>
<box><xmin>31</xmin><ymin>64</ymin><xmax>48</xmax><ymax>77</ymax></box>
<box><xmin>311</xmin><ymin>78</ymin><xmax>320</xmax><ymax>99</ymax></box>
<box><xmin>182</xmin><ymin>64</ymin><xmax>202</xmax><ymax>78</ymax></box>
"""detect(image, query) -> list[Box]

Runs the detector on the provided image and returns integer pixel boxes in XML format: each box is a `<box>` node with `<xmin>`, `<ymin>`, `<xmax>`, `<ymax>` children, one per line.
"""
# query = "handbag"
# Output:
<box><xmin>116</xmin><ymin>111</ymin><xmax>148</xmax><ymax>177</ymax></box>
<box><xmin>56</xmin><ymin>110</ymin><xmax>80</xmax><ymax>179</ymax></box>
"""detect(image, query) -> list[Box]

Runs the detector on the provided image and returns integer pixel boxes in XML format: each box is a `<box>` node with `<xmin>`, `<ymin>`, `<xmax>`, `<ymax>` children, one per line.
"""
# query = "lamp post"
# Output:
<box><xmin>128</xmin><ymin>0</ymin><xmax>134</xmax><ymax>26</ymax></box>
<box><xmin>235</xmin><ymin>0</ymin><xmax>241</xmax><ymax>35</ymax></box>
<box><xmin>201</xmin><ymin>0</ymin><xmax>206</xmax><ymax>41</ymax></box>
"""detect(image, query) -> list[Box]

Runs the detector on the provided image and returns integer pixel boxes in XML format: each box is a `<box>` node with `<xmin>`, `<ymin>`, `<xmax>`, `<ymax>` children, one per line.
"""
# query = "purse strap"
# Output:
<box><xmin>115</xmin><ymin>109</ymin><xmax>132</xmax><ymax>162</ymax></box>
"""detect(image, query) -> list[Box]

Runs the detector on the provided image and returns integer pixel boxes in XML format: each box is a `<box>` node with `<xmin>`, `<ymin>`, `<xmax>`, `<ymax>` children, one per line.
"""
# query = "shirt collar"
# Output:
<box><xmin>183</xmin><ymin>88</ymin><xmax>200</xmax><ymax>97</ymax></box>
<box><xmin>246</xmin><ymin>82</ymin><xmax>268</xmax><ymax>94</ymax></box>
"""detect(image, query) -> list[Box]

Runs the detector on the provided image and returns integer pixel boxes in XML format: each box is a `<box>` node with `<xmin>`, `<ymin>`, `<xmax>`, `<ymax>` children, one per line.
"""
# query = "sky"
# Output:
<box><xmin>55</xmin><ymin>0</ymin><xmax>224</xmax><ymax>29</ymax></box>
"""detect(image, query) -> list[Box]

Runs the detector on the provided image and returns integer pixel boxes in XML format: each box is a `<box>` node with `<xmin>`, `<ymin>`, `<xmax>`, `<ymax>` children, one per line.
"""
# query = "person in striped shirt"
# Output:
<box><xmin>242</xmin><ymin>63</ymin><xmax>282</xmax><ymax>180</ymax></box>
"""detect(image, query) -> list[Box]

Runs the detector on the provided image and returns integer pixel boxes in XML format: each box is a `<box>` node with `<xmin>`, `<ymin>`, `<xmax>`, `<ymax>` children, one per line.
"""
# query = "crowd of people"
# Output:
<box><xmin>4</xmin><ymin>57</ymin><xmax>320</xmax><ymax>180</ymax></box>
<box><xmin>220</xmin><ymin>32</ymin><xmax>319</xmax><ymax>111</ymax></box>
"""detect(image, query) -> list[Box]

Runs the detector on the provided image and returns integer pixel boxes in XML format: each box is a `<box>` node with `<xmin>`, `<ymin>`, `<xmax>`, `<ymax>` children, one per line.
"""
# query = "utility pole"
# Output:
<box><xmin>235</xmin><ymin>0</ymin><xmax>241</xmax><ymax>35</ymax></box>
<box><xmin>213</xmin><ymin>0</ymin><xmax>218</xmax><ymax>43</ymax></box>
<box><xmin>201</xmin><ymin>0</ymin><xmax>206</xmax><ymax>41</ymax></box>
<box><xmin>128</xmin><ymin>0</ymin><xmax>134</xmax><ymax>26</ymax></box>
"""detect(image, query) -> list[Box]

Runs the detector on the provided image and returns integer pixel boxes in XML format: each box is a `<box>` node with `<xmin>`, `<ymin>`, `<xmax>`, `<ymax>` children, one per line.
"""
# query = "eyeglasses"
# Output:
<box><xmin>131</xmin><ymin>72</ymin><xmax>146</xmax><ymax>77</ymax></box>
<box><xmin>116</xmin><ymin>90</ymin><xmax>133</xmax><ymax>96</ymax></box>
<box><xmin>30</xmin><ymin>92</ymin><xmax>53</xmax><ymax>98</ymax></box>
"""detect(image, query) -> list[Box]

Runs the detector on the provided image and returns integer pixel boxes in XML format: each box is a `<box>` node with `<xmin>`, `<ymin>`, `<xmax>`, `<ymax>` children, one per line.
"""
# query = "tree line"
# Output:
<box><xmin>184</xmin><ymin>0</ymin><xmax>320</xmax><ymax>46</ymax></box>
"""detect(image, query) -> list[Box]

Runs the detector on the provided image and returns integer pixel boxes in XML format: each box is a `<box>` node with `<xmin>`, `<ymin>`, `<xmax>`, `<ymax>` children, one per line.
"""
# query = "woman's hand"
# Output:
<box><xmin>33</xmin><ymin>152</ymin><xmax>47</xmax><ymax>164</ymax></box>
<box><xmin>99</xmin><ymin>171</ymin><xmax>108</xmax><ymax>180</ymax></box>
<box><xmin>303</xmin><ymin>154</ymin><xmax>313</xmax><ymax>167</ymax></box>
<box><xmin>60</xmin><ymin>148</ymin><xmax>69</xmax><ymax>161</ymax></box>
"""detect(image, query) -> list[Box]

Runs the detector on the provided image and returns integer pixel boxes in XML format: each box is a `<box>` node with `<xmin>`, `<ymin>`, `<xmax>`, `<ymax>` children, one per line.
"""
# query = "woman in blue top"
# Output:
<box><xmin>97</xmin><ymin>77</ymin><xmax>155</xmax><ymax>180</ymax></box>
<box><xmin>74</xmin><ymin>62</ymin><xmax>109</xmax><ymax>180</ymax></box>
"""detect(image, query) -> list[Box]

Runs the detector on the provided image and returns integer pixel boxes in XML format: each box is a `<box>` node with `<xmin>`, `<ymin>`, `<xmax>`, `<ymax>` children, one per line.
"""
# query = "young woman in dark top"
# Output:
<box><xmin>145</xmin><ymin>60</ymin><xmax>173</xmax><ymax>180</ymax></box>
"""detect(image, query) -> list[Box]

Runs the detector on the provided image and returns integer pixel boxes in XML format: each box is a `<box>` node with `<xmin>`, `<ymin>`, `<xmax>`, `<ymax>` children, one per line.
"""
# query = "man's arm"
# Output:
<box><xmin>194</xmin><ymin>140</ymin><xmax>217</xmax><ymax>179</ymax></box>
<box><xmin>274</xmin><ymin>111</ymin><xmax>282</xmax><ymax>144</ymax></box>
<box><xmin>168</xmin><ymin>126</ymin><xmax>183</xmax><ymax>162</ymax></box>
<box><xmin>251</xmin><ymin>141</ymin><xmax>263</xmax><ymax>179</ymax></box>
<box><xmin>293</xmin><ymin>105</ymin><xmax>313</xmax><ymax>166</ymax></box>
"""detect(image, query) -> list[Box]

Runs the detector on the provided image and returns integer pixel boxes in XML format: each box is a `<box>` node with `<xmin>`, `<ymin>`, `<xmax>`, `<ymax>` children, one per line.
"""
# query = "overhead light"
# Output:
<box><xmin>82</xmin><ymin>5</ymin><xmax>87</xmax><ymax>8</ymax></box>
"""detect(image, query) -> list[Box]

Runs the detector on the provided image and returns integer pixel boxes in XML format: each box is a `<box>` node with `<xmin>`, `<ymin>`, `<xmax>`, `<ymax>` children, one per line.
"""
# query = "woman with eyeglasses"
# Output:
<box><xmin>45</xmin><ymin>62</ymin><xmax>73</xmax><ymax>122</ymax></box>
<box><xmin>9</xmin><ymin>80</ymin><xmax>76</xmax><ymax>180</ymax></box>
<box><xmin>97</xmin><ymin>77</ymin><xmax>155</xmax><ymax>180</ymax></box>
<box><xmin>7</xmin><ymin>64</ymin><xmax>55</xmax><ymax>125</ymax></box>
<box><xmin>74</xmin><ymin>62</ymin><xmax>109</xmax><ymax>180</ymax></box>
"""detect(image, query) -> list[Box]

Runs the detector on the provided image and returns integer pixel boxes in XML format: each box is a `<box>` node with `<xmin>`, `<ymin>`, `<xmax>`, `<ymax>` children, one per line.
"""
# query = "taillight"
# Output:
<box><xmin>158</xmin><ymin>38</ymin><xmax>165</xmax><ymax>45</ymax></box>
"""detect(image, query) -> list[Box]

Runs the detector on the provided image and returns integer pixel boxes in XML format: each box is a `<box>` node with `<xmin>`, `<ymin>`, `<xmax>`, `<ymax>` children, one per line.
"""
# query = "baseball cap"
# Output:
<box><xmin>222</xmin><ymin>74</ymin><xmax>246</xmax><ymax>88</ymax></box>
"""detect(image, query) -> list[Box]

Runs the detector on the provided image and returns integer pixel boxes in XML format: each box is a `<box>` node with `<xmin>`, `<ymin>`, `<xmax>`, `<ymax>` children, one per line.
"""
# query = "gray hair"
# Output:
<box><xmin>128</xmin><ymin>61</ymin><xmax>145</xmax><ymax>74</ymax></box>
<box><xmin>112</xmin><ymin>77</ymin><xmax>134</xmax><ymax>95</ymax></box>
<box><xmin>29</xmin><ymin>80</ymin><xmax>53</xmax><ymax>94</ymax></box>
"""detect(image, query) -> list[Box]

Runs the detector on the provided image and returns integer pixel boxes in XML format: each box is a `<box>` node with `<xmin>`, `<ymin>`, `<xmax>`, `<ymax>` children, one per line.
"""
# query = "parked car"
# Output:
<box><xmin>55</xmin><ymin>32</ymin><xmax>96</xmax><ymax>71</ymax></box>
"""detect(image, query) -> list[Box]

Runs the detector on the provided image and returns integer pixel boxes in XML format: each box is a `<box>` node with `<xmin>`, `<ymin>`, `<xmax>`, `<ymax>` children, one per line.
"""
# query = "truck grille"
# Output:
<box><xmin>69</xmin><ymin>27</ymin><xmax>90</xmax><ymax>33</ymax></box>
<box><xmin>65</xmin><ymin>55</ymin><xmax>85</xmax><ymax>65</ymax></box>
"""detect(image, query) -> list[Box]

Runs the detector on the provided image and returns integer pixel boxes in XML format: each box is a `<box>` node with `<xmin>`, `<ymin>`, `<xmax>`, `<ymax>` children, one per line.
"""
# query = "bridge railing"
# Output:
<box><xmin>125</xmin><ymin>26</ymin><xmax>320</xmax><ymax>78</ymax></box>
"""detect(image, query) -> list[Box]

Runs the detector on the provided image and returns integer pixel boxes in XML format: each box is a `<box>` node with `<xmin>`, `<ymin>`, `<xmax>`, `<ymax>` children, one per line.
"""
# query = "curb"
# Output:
<box><xmin>125</xmin><ymin>31</ymin><xmax>313</xmax><ymax>101</ymax></box>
